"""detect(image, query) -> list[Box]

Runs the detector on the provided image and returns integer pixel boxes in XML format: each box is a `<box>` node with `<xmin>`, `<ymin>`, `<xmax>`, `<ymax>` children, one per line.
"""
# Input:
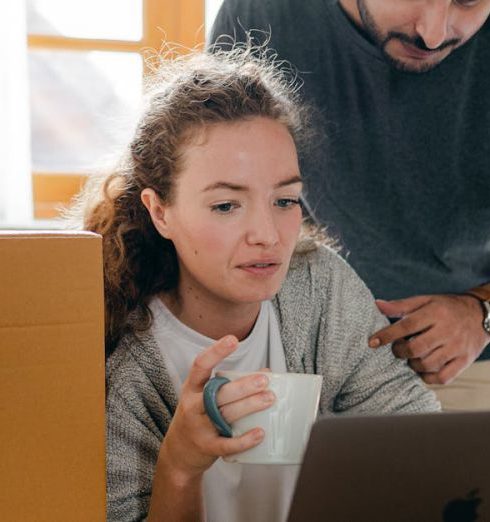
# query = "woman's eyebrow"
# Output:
<box><xmin>202</xmin><ymin>175</ymin><xmax>303</xmax><ymax>193</ymax></box>
<box><xmin>274</xmin><ymin>175</ymin><xmax>303</xmax><ymax>189</ymax></box>
<box><xmin>202</xmin><ymin>181</ymin><xmax>247</xmax><ymax>192</ymax></box>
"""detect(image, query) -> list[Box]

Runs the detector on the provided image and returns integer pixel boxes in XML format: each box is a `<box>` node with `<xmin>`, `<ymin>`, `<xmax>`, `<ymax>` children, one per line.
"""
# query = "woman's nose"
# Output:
<box><xmin>245</xmin><ymin>208</ymin><xmax>280</xmax><ymax>247</ymax></box>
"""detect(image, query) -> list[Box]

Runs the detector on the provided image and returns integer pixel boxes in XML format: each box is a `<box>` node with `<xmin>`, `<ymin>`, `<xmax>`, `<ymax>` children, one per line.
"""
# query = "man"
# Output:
<box><xmin>210</xmin><ymin>0</ymin><xmax>490</xmax><ymax>404</ymax></box>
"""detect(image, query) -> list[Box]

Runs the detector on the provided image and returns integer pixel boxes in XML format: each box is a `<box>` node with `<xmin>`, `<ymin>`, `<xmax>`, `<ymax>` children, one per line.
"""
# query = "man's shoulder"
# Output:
<box><xmin>214</xmin><ymin>0</ymin><xmax>322</xmax><ymax>21</ymax></box>
<box><xmin>211</xmin><ymin>0</ymin><xmax>335</xmax><ymax>43</ymax></box>
<box><xmin>210</xmin><ymin>0</ymin><xmax>342</xmax><ymax>77</ymax></box>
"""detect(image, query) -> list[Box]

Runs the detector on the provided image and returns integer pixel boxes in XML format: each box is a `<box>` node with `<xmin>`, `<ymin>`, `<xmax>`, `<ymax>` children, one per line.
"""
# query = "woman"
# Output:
<box><xmin>73</xmin><ymin>48</ymin><xmax>439</xmax><ymax>521</ymax></box>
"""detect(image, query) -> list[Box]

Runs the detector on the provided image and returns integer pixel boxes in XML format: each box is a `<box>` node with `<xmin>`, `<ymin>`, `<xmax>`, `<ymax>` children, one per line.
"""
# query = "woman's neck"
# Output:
<box><xmin>160</xmin><ymin>290</ymin><xmax>262</xmax><ymax>342</ymax></box>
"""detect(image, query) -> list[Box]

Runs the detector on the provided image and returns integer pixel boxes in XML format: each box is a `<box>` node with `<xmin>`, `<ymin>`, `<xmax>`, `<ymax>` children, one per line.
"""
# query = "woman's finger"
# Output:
<box><xmin>216</xmin><ymin>373</ymin><xmax>269</xmax><ymax>406</ymax></box>
<box><xmin>209</xmin><ymin>427</ymin><xmax>265</xmax><ymax>457</ymax></box>
<box><xmin>219</xmin><ymin>390</ymin><xmax>275</xmax><ymax>424</ymax></box>
<box><xmin>186</xmin><ymin>335</ymin><xmax>238</xmax><ymax>392</ymax></box>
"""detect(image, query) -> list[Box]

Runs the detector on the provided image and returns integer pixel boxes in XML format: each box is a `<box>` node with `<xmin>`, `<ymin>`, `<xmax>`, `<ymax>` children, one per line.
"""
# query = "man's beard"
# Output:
<box><xmin>356</xmin><ymin>0</ymin><xmax>460</xmax><ymax>73</ymax></box>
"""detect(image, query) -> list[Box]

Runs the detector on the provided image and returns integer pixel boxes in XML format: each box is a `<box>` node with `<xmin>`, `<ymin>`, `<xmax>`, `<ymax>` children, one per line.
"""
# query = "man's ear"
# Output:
<box><xmin>141</xmin><ymin>188</ymin><xmax>172</xmax><ymax>239</ymax></box>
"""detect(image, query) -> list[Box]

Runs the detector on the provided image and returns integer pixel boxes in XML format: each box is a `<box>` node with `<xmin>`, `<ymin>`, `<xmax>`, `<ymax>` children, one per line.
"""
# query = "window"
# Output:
<box><xmin>27</xmin><ymin>0</ymin><xmax>205</xmax><ymax>220</ymax></box>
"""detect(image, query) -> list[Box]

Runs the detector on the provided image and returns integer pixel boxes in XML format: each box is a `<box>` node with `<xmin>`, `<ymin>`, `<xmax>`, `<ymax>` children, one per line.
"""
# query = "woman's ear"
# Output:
<box><xmin>141</xmin><ymin>188</ymin><xmax>172</xmax><ymax>239</ymax></box>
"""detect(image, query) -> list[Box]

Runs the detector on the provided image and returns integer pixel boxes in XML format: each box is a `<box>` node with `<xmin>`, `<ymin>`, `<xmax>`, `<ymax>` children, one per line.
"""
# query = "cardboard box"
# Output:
<box><xmin>0</xmin><ymin>231</ymin><xmax>106</xmax><ymax>521</ymax></box>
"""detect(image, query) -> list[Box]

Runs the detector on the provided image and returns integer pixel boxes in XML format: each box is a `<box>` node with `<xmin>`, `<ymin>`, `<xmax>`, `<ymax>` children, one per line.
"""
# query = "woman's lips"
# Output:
<box><xmin>237</xmin><ymin>262</ymin><xmax>281</xmax><ymax>276</ymax></box>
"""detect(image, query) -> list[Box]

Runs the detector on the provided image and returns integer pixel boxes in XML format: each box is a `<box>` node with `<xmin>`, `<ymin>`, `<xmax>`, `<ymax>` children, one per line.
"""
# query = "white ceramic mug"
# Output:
<box><xmin>203</xmin><ymin>371</ymin><xmax>323</xmax><ymax>464</ymax></box>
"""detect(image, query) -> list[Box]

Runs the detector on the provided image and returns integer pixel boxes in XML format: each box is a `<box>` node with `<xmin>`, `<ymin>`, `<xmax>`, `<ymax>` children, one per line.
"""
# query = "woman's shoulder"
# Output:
<box><xmin>106</xmin><ymin>310</ymin><xmax>177</xmax><ymax>408</ymax></box>
<box><xmin>106</xmin><ymin>326</ymin><xmax>160</xmax><ymax>395</ymax></box>
<box><xmin>288</xmin><ymin>239</ymin><xmax>359</xmax><ymax>286</ymax></box>
<box><xmin>106</xmin><ymin>332</ymin><xmax>142</xmax><ymax>390</ymax></box>
<box><xmin>282</xmin><ymin>238</ymin><xmax>376</xmax><ymax>319</ymax></box>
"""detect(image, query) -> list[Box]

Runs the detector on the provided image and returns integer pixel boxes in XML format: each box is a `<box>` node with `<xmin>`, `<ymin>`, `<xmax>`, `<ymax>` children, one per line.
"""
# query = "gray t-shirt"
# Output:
<box><xmin>210</xmin><ymin>0</ymin><xmax>490</xmax><ymax>301</ymax></box>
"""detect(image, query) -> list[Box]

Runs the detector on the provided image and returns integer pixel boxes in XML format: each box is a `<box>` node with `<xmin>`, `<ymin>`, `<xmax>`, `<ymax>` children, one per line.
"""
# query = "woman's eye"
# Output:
<box><xmin>275</xmin><ymin>198</ymin><xmax>300</xmax><ymax>209</ymax></box>
<box><xmin>210</xmin><ymin>202</ymin><xmax>238</xmax><ymax>214</ymax></box>
<box><xmin>455</xmin><ymin>0</ymin><xmax>481</xmax><ymax>6</ymax></box>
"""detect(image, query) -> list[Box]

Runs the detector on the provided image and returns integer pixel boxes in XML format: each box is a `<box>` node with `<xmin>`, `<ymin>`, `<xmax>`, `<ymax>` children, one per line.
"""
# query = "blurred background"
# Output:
<box><xmin>0</xmin><ymin>0</ymin><xmax>224</xmax><ymax>226</ymax></box>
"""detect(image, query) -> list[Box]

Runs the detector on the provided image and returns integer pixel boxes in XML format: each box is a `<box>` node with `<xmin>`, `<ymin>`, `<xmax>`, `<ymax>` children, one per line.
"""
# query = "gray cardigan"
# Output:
<box><xmin>106</xmin><ymin>244</ymin><xmax>440</xmax><ymax>521</ymax></box>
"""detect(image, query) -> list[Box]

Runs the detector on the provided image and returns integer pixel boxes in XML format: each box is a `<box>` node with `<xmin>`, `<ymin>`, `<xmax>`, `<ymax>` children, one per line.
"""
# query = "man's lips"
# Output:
<box><xmin>399</xmin><ymin>41</ymin><xmax>442</xmax><ymax>60</ymax></box>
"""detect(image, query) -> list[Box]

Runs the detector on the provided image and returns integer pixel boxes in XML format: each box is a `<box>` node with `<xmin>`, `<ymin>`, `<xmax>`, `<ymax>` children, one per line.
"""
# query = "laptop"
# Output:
<box><xmin>288</xmin><ymin>411</ymin><xmax>490</xmax><ymax>521</ymax></box>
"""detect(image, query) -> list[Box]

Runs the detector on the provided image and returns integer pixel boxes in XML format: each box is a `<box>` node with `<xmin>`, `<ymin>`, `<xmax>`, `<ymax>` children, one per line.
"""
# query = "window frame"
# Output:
<box><xmin>28</xmin><ymin>0</ymin><xmax>204</xmax><ymax>219</ymax></box>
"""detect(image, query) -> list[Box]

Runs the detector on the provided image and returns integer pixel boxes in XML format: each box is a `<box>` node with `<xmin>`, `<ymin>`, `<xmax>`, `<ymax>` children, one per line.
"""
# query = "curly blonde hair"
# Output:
<box><xmin>68</xmin><ymin>46</ymin><xmax>312</xmax><ymax>354</ymax></box>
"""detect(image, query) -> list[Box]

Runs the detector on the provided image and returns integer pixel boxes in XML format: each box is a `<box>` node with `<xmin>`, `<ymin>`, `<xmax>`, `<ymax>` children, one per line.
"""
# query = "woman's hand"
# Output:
<box><xmin>159</xmin><ymin>335</ymin><xmax>275</xmax><ymax>482</ymax></box>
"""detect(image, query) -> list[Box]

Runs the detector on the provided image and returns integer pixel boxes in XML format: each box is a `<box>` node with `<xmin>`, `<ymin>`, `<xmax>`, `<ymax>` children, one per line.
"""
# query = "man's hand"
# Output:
<box><xmin>369</xmin><ymin>294</ymin><xmax>490</xmax><ymax>385</ymax></box>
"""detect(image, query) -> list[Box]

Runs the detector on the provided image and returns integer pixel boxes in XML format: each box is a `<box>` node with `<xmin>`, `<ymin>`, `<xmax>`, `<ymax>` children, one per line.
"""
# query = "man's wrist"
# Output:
<box><xmin>463</xmin><ymin>284</ymin><xmax>490</xmax><ymax>337</ymax></box>
<box><xmin>464</xmin><ymin>283</ymin><xmax>490</xmax><ymax>302</ymax></box>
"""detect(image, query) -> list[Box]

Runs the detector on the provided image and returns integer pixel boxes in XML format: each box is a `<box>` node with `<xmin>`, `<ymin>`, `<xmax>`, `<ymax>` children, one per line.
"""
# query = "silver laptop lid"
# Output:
<box><xmin>288</xmin><ymin>412</ymin><xmax>490</xmax><ymax>522</ymax></box>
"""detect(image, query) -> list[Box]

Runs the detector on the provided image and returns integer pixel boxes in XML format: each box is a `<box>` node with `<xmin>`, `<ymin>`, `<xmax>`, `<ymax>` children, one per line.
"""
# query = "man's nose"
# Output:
<box><xmin>245</xmin><ymin>208</ymin><xmax>280</xmax><ymax>247</ymax></box>
<box><xmin>414</xmin><ymin>1</ymin><xmax>450</xmax><ymax>49</ymax></box>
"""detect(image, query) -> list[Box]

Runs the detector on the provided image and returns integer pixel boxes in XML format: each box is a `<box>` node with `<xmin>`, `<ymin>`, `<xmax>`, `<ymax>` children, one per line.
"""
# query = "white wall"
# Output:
<box><xmin>205</xmin><ymin>0</ymin><xmax>224</xmax><ymax>38</ymax></box>
<box><xmin>0</xmin><ymin>2</ymin><xmax>33</xmax><ymax>226</ymax></box>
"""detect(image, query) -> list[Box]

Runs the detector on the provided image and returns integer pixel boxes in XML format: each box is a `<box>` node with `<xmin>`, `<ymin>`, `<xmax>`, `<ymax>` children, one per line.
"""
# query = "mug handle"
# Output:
<box><xmin>203</xmin><ymin>376</ymin><xmax>233</xmax><ymax>438</ymax></box>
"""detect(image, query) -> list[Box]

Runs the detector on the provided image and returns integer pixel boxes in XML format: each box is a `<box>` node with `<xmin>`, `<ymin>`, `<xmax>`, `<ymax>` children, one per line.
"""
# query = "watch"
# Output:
<box><xmin>465</xmin><ymin>287</ymin><xmax>490</xmax><ymax>336</ymax></box>
<box><xmin>482</xmin><ymin>300</ymin><xmax>490</xmax><ymax>335</ymax></box>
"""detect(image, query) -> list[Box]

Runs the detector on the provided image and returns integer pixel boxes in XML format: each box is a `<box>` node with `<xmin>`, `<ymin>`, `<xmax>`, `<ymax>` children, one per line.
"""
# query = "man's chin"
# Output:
<box><xmin>382</xmin><ymin>41</ymin><xmax>454</xmax><ymax>74</ymax></box>
<box><xmin>382</xmin><ymin>51</ymin><xmax>446</xmax><ymax>74</ymax></box>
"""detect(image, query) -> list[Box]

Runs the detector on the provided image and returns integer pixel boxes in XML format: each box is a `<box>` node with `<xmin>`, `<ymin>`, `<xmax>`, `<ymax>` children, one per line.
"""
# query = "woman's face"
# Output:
<box><xmin>151</xmin><ymin>117</ymin><xmax>303</xmax><ymax>309</ymax></box>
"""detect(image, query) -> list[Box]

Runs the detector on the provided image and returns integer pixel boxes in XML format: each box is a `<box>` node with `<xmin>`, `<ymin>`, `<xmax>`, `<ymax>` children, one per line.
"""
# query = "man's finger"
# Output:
<box><xmin>369</xmin><ymin>312</ymin><xmax>432</xmax><ymax>348</ymax></box>
<box><xmin>408</xmin><ymin>346</ymin><xmax>448</xmax><ymax>373</ymax></box>
<box><xmin>391</xmin><ymin>329</ymin><xmax>440</xmax><ymax>359</ymax></box>
<box><xmin>186</xmin><ymin>335</ymin><xmax>238</xmax><ymax>391</ymax></box>
<box><xmin>375</xmin><ymin>295</ymin><xmax>431</xmax><ymax>318</ymax></box>
<box><xmin>421</xmin><ymin>357</ymin><xmax>469</xmax><ymax>386</ymax></box>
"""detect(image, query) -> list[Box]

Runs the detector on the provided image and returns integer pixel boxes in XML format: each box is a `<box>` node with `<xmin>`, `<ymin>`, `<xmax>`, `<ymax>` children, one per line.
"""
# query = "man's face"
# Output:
<box><xmin>351</xmin><ymin>0</ymin><xmax>490</xmax><ymax>73</ymax></box>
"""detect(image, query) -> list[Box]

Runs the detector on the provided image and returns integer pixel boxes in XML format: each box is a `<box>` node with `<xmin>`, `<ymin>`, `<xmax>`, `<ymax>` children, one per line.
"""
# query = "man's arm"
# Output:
<box><xmin>369</xmin><ymin>284</ymin><xmax>490</xmax><ymax>385</ymax></box>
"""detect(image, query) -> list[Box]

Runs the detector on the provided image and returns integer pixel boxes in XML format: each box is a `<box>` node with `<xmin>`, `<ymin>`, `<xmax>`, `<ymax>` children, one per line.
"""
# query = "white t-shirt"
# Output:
<box><xmin>149</xmin><ymin>297</ymin><xmax>300</xmax><ymax>522</ymax></box>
